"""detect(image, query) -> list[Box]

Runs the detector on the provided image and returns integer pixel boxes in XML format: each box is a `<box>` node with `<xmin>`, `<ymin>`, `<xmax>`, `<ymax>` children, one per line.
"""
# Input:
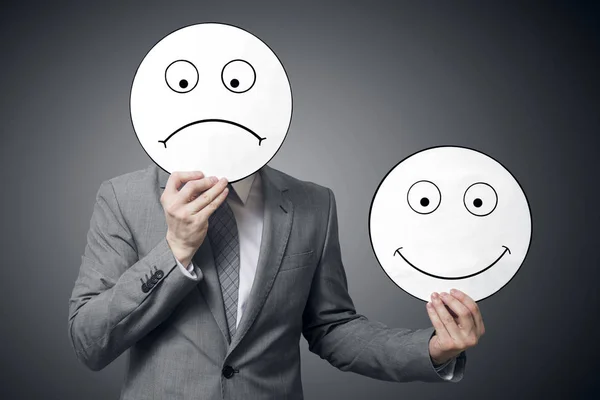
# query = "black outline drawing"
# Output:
<box><xmin>463</xmin><ymin>182</ymin><xmax>498</xmax><ymax>217</ymax></box>
<box><xmin>367</xmin><ymin>145</ymin><xmax>533</xmax><ymax>303</ymax></box>
<box><xmin>129</xmin><ymin>22</ymin><xmax>293</xmax><ymax>183</ymax></box>
<box><xmin>221</xmin><ymin>59</ymin><xmax>256</xmax><ymax>94</ymax></box>
<box><xmin>164</xmin><ymin>60</ymin><xmax>199</xmax><ymax>93</ymax></box>
<box><xmin>407</xmin><ymin>180</ymin><xmax>442</xmax><ymax>215</ymax></box>
<box><xmin>158</xmin><ymin>119</ymin><xmax>266</xmax><ymax>148</ymax></box>
<box><xmin>393</xmin><ymin>245</ymin><xmax>511</xmax><ymax>280</ymax></box>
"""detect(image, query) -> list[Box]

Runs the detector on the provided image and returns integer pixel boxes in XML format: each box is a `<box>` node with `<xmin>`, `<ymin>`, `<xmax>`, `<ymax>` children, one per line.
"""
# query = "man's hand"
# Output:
<box><xmin>426</xmin><ymin>289</ymin><xmax>485</xmax><ymax>366</ymax></box>
<box><xmin>161</xmin><ymin>171</ymin><xmax>229</xmax><ymax>267</ymax></box>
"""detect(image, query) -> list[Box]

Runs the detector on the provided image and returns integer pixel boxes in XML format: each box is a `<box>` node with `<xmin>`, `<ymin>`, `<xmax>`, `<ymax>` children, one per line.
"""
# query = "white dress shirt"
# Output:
<box><xmin>176</xmin><ymin>172</ymin><xmax>263</xmax><ymax>329</ymax></box>
<box><xmin>173</xmin><ymin>171</ymin><xmax>455</xmax><ymax>379</ymax></box>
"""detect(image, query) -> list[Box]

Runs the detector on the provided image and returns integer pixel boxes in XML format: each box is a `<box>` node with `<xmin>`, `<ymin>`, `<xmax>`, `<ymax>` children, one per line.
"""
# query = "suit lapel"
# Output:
<box><xmin>226</xmin><ymin>166</ymin><xmax>293</xmax><ymax>356</ymax></box>
<box><xmin>157</xmin><ymin>166</ymin><xmax>230</xmax><ymax>344</ymax></box>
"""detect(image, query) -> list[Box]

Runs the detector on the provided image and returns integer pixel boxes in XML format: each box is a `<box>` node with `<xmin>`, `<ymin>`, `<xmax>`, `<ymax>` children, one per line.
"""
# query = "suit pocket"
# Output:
<box><xmin>279</xmin><ymin>250</ymin><xmax>315</xmax><ymax>272</ymax></box>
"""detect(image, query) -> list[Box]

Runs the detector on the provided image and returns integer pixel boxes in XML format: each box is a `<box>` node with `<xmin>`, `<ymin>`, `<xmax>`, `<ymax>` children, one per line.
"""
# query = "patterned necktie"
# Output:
<box><xmin>207</xmin><ymin>193</ymin><xmax>240</xmax><ymax>342</ymax></box>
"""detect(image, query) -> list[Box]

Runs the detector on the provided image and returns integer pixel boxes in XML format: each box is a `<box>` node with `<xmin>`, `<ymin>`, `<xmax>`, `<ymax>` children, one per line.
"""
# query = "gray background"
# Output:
<box><xmin>1</xmin><ymin>1</ymin><xmax>599</xmax><ymax>399</ymax></box>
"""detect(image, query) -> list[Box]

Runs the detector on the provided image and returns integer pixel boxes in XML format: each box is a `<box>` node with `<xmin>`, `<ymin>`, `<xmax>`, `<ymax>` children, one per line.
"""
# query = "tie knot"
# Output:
<box><xmin>209</xmin><ymin>194</ymin><xmax>232</xmax><ymax>224</ymax></box>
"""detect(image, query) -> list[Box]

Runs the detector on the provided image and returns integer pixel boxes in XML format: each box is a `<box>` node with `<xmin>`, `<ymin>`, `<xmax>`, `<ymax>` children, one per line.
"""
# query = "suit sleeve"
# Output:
<box><xmin>68</xmin><ymin>180</ymin><xmax>204</xmax><ymax>371</ymax></box>
<box><xmin>301</xmin><ymin>188</ymin><xmax>466</xmax><ymax>383</ymax></box>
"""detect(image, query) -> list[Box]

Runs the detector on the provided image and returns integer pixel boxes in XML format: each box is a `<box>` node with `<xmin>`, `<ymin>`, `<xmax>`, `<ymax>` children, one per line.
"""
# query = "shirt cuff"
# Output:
<box><xmin>176</xmin><ymin>258</ymin><xmax>200</xmax><ymax>281</ymax></box>
<box><xmin>433</xmin><ymin>356</ymin><xmax>457</xmax><ymax>380</ymax></box>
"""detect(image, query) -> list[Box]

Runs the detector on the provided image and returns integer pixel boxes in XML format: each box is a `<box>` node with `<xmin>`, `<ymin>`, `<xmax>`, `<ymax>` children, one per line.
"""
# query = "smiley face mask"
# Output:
<box><xmin>369</xmin><ymin>146</ymin><xmax>532</xmax><ymax>302</ymax></box>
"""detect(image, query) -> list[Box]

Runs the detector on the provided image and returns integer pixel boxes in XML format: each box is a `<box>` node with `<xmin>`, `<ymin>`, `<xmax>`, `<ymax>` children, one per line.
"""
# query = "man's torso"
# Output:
<box><xmin>108</xmin><ymin>164</ymin><xmax>330</xmax><ymax>400</ymax></box>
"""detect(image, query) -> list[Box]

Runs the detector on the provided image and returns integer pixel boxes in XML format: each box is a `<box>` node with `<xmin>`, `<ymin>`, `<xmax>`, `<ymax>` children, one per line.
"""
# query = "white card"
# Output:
<box><xmin>369</xmin><ymin>146</ymin><xmax>532</xmax><ymax>301</ymax></box>
<box><xmin>130</xmin><ymin>23</ymin><xmax>292</xmax><ymax>182</ymax></box>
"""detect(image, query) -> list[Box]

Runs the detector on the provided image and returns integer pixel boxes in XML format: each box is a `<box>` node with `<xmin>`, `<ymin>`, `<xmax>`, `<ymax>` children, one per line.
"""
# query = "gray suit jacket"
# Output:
<box><xmin>68</xmin><ymin>164</ymin><xmax>465</xmax><ymax>400</ymax></box>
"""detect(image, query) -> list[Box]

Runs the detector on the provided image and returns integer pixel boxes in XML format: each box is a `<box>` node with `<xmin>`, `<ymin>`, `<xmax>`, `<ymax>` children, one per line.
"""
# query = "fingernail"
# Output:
<box><xmin>220</xmin><ymin>177</ymin><xmax>228</xmax><ymax>183</ymax></box>
<box><xmin>450</xmin><ymin>289</ymin><xmax>457</xmax><ymax>295</ymax></box>
<box><xmin>431</xmin><ymin>292</ymin><xmax>438</xmax><ymax>299</ymax></box>
<box><xmin>440</xmin><ymin>292</ymin><xmax>448</xmax><ymax>298</ymax></box>
<box><xmin>210</xmin><ymin>176</ymin><xmax>218</xmax><ymax>183</ymax></box>
<box><xmin>426</xmin><ymin>302</ymin><xmax>433</xmax><ymax>309</ymax></box>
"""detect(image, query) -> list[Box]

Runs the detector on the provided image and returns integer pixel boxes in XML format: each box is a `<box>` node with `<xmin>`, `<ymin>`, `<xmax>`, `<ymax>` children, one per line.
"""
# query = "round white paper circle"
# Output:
<box><xmin>130</xmin><ymin>23</ymin><xmax>292</xmax><ymax>182</ymax></box>
<box><xmin>369</xmin><ymin>146</ymin><xmax>532</xmax><ymax>302</ymax></box>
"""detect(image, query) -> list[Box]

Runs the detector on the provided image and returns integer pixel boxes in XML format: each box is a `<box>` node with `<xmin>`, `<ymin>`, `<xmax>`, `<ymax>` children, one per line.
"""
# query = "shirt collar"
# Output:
<box><xmin>229</xmin><ymin>173</ymin><xmax>257</xmax><ymax>205</ymax></box>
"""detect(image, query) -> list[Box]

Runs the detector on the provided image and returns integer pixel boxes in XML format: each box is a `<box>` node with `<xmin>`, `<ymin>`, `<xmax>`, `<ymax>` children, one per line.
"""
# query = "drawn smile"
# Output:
<box><xmin>158</xmin><ymin>119</ymin><xmax>266</xmax><ymax>148</ymax></box>
<box><xmin>393</xmin><ymin>245</ymin><xmax>511</xmax><ymax>280</ymax></box>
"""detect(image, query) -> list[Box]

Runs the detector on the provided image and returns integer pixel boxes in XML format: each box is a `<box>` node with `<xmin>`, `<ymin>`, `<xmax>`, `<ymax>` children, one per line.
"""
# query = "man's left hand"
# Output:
<box><xmin>426</xmin><ymin>289</ymin><xmax>485</xmax><ymax>366</ymax></box>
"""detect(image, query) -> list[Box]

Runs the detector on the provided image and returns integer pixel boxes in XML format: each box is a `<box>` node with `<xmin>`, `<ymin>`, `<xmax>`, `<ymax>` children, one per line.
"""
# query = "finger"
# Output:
<box><xmin>176</xmin><ymin>176</ymin><xmax>219</xmax><ymax>206</ymax></box>
<box><xmin>196</xmin><ymin>185</ymin><xmax>229</xmax><ymax>219</ymax></box>
<box><xmin>431</xmin><ymin>292</ymin><xmax>462</xmax><ymax>339</ymax></box>
<box><xmin>188</xmin><ymin>177</ymin><xmax>228</xmax><ymax>214</ymax></box>
<box><xmin>439</xmin><ymin>291</ymin><xmax>476</xmax><ymax>331</ymax></box>
<box><xmin>450</xmin><ymin>289</ymin><xmax>485</xmax><ymax>336</ymax></box>
<box><xmin>165</xmin><ymin>171</ymin><xmax>205</xmax><ymax>195</ymax></box>
<box><xmin>444</xmin><ymin>304</ymin><xmax>458</xmax><ymax>319</ymax></box>
<box><xmin>426</xmin><ymin>301</ymin><xmax>451</xmax><ymax>341</ymax></box>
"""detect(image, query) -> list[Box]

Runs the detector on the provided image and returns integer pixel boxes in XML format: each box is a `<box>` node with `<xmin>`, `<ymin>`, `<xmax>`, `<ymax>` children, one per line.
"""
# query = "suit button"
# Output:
<box><xmin>141</xmin><ymin>283</ymin><xmax>149</xmax><ymax>293</ymax></box>
<box><xmin>222</xmin><ymin>365</ymin><xmax>236</xmax><ymax>379</ymax></box>
<box><xmin>155</xmin><ymin>270</ymin><xmax>164</xmax><ymax>279</ymax></box>
<box><xmin>149</xmin><ymin>276</ymin><xmax>159</xmax><ymax>285</ymax></box>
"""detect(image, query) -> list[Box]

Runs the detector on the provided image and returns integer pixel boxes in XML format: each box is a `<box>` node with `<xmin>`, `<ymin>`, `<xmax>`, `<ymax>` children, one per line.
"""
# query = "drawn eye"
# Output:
<box><xmin>464</xmin><ymin>182</ymin><xmax>497</xmax><ymax>216</ymax></box>
<box><xmin>165</xmin><ymin>60</ymin><xmax>198</xmax><ymax>93</ymax></box>
<box><xmin>407</xmin><ymin>180</ymin><xmax>441</xmax><ymax>214</ymax></box>
<box><xmin>221</xmin><ymin>59</ymin><xmax>256</xmax><ymax>93</ymax></box>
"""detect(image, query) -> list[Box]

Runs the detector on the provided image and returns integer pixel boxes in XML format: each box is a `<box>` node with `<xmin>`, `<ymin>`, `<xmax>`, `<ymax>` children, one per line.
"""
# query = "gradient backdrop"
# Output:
<box><xmin>1</xmin><ymin>1</ymin><xmax>599</xmax><ymax>399</ymax></box>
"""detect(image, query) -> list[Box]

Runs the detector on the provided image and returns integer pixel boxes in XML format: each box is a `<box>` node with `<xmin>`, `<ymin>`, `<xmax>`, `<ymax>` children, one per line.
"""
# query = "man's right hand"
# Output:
<box><xmin>160</xmin><ymin>171</ymin><xmax>229</xmax><ymax>267</ymax></box>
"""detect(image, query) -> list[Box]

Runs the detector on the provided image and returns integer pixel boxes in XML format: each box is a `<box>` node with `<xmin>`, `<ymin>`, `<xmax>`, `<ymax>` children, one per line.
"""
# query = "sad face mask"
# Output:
<box><xmin>130</xmin><ymin>23</ymin><xmax>292</xmax><ymax>181</ymax></box>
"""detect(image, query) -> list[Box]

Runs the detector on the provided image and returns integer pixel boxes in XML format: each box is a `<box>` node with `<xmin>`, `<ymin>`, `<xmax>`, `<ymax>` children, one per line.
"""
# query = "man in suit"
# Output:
<box><xmin>68</xmin><ymin>163</ymin><xmax>484</xmax><ymax>399</ymax></box>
